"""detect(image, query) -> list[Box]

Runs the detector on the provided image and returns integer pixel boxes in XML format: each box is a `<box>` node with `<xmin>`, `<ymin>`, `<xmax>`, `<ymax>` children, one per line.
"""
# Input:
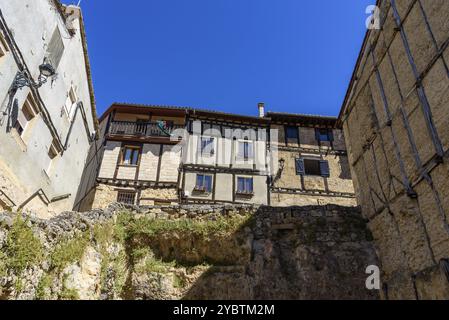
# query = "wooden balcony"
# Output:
<box><xmin>108</xmin><ymin>121</ymin><xmax>184</xmax><ymax>141</ymax></box>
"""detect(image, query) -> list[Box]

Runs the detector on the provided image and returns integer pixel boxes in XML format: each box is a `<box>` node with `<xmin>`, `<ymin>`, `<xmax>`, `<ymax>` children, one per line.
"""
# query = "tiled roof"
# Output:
<box><xmin>107</xmin><ymin>102</ymin><xmax>271</xmax><ymax>122</ymax></box>
<box><xmin>266</xmin><ymin>111</ymin><xmax>337</xmax><ymax>120</ymax></box>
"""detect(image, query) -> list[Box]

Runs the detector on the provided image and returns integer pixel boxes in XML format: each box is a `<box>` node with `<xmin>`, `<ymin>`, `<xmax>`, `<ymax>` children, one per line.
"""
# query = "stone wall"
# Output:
<box><xmin>0</xmin><ymin>203</ymin><xmax>378</xmax><ymax>300</ymax></box>
<box><xmin>340</xmin><ymin>0</ymin><xmax>449</xmax><ymax>299</ymax></box>
<box><xmin>87</xmin><ymin>184</ymin><xmax>179</xmax><ymax>209</ymax></box>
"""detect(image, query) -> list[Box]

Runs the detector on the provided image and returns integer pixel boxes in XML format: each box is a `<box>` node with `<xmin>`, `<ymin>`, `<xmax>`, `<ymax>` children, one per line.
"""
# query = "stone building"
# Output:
<box><xmin>0</xmin><ymin>0</ymin><xmax>98</xmax><ymax>217</ymax></box>
<box><xmin>339</xmin><ymin>0</ymin><xmax>449</xmax><ymax>299</ymax></box>
<box><xmin>79</xmin><ymin>103</ymin><xmax>354</xmax><ymax>209</ymax></box>
<box><xmin>268</xmin><ymin>112</ymin><xmax>355</xmax><ymax>206</ymax></box>
<box><xmin>77</xmin><ymin>103</ymin><xmax>186</xmax><ymax>209</ymax></box>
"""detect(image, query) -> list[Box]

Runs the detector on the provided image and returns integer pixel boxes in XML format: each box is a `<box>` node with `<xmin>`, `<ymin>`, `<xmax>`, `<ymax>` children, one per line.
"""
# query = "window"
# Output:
<box><xmin>296</xmin><ymin>158</ymin><xmax>330</xmax><ymax>177</ymax></box>
<box><xmin>46</xmin><ymin>139</ymin><xmax>59</xmax><ymax>174</ymax></box>
<box><xmin>64</xmin><ymin>87</ymin><xmax>77</xmax><ymax>117</ymax></box>
<box><xmin>13</xmin><ymin>95</ymin><xmax>38</xmax><ymax>139</ymax></box>
<box><xmin>117</xmin><ymin>191</ymin><xmax>136</xmax><ymax>205</ymax></box>
<box><xmin>237</xmin><ymin>177</ymin><xmax>254</xmax><ymax>195</ymax></box>
<box><xmin>315</xmin><ymin>128</ymin><xmax>333</xmax><ymax>142</ymax></box>
<box><xmin>47</xmin><ymin>27</ymin><xmax>64</xmax><ymax>69</ymax></box>
<box><xmin>121</xmin><ymin>146</ymin><xmax>140</xmax><ymax>166</ymax></box>
<box><xmin>200</xmin><ymin>137</ymin><xmax>215</xmax><ymax>155</ymax></box>
<box><xmin>195</xmin><ymin>174</ymin><xmax>212</xmax><ymax>193</ymax></box>
<box><xmin>237</xmin><ymin>141</ymin><xmax>254</xmax><ymax>160</ymax></box>
<box><xmin>286</xmin><ymin>126</ymin><xmax>299</xmax><ymax>140</ymax></box>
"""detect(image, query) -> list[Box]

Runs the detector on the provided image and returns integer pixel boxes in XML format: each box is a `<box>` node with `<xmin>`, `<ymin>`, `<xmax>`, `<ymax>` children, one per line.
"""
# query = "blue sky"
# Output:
<box><xmin>62</xmin><ymin>0</ymin><xmax>373</xmax><ymax>117</ymax></box>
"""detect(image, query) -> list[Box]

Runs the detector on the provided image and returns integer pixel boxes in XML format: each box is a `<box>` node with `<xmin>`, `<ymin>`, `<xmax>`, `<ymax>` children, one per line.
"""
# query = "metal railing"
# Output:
<box><xmin>109</xmin><ymin>121</ymin><xmax>183</xmax><ymax>138</ymax></box>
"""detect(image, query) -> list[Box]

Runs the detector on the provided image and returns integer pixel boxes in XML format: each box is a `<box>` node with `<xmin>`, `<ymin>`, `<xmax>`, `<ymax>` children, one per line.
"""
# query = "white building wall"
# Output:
<box><xmin>0</xmin><ymin>0</ymin><xmax>96</xmax><ymax>217</ymax></box>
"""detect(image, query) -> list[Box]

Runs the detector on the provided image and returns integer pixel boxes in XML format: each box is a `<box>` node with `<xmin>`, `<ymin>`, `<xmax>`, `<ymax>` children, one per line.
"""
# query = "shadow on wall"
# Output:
<box><xmin>339</xmin><ymin>157</ymin><xmax>352</xmax><ymax>180</ymax></box>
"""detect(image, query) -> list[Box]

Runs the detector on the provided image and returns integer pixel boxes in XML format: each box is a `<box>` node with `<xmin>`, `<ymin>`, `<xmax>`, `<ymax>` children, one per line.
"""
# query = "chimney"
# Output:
<box><xmin>258</xmin><ymin>103</ymin><xmax>265</xmax><ymax>118</ymax></box>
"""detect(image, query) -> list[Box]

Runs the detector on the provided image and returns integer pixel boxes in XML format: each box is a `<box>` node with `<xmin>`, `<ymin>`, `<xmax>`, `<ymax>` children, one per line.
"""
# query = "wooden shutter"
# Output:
<box><xmin>47</xmin><ymin>28</ymin><xmax>64</xmax><ymax>69</ymax></box>
<box><xmin>10</xmin><ymin>99</ymin><xmax>19</xmax><ymax>128</ymax></box>
<box><xmin>320</xmin><ymin>160</ymin><xmax>330</xmax><ymax>177</ymax></box>
<box><xmin>295</xmin><ymin>158</ymin><xmax>305</xmax><ymax>175</ymax></box>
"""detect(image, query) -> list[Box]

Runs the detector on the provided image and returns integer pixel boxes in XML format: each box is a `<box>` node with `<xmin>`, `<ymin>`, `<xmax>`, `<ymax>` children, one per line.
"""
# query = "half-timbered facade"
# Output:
<box><xmin>181</xmin><ymin>109</ymin><xmax>270</xmax><ymax>205</ymax></box>
<box><xmin>268</xmin><ymin>112</ymin><xmax>355</xmax><ymax>206</ymax></box>
<box><xmin>80</xmin><ymin>104</ymin><xmax>186</xmax><ymax>208</ymax></box>
<box><xmin>80</xmin><ymin>103</ymin><xmax>355</xmax><ymax>209</ymax></box>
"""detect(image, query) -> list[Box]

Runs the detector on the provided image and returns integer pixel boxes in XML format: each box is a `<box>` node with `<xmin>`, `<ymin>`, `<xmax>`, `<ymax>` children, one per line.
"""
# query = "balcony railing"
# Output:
<box><xmin>109</xmin><ymin>121</ymin><xmax>184</xmax><ymax>138</ymax></box>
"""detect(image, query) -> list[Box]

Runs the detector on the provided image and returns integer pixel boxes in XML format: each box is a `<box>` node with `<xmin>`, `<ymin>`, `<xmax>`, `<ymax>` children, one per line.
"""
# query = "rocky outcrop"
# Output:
<box><xmin>0</xmin><ymin>204</ymin><xmax>379</xmax><ymax>300</ymax></box>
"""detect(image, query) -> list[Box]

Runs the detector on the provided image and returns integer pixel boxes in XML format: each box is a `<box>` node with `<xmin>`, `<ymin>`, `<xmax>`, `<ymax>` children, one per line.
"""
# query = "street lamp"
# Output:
<box><xmin>279</xmin><ymin>158</ymin><xmax>285</xmax><ymax>171</ymax></box>
<box><xmin>12</xmin><ymin>58</ymin><xmax>56</xmax><ymax>90</ymax></box>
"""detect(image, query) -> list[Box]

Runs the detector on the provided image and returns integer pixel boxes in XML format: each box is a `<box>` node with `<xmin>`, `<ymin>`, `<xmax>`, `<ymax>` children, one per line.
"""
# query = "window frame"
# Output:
<box><xmin>236</xmin><ymin>177</ymin><xmax>254</xmax><ymax>195</ymax></box>
<box><xmin>13</xmin><ymin>94</ymin><xmax>38</xmax><ymax>140</ymax></box>
<box><xmin>121</xmin><ymin>145</ymin><xmax>141</xmax><ymax>166</ymax></box>
<box><xmin>315</xmin><ymin>128</ymin><xmax>333</xmax><ymax>142</ymax></box>
<box><xmin>64</xmin><ymin>87</ymin><xmax>77</xmax><ymax>118</ymax></box>
<box><xmin>117</xmin><ymin>191</ymin><xmax>136</xmax><ymax>205</ymax></box>
<box><xmin>194</xmin><ymin>174</ymin><xmax>213</xmax><ymax>193</ymax></box>
<box><xmin>199</xmin><ymin>136</ymin><xmax>215</xmax><ymax>156</ymax></box>
<box><xmin>237</xmin><ymin>140</ymin><xmax>254</xmax><ymax>160</ymax></box>
<box><xmin>296</xmin><ymin>158</ymin><xmax>330</xmax><ymax>177</ymax></box>
<box><xmin>46</xmin><ymin>139</ymin><xmax>60</xmax><ymax>175</ymax></box>
<box><xmin>47</xmin><ymin>27</ymin><xmax>64</xmax><ymax>70</ymax></box>
<box><xmin>286</xmin><ymin>126</ymin><xmax>299</xmax><ymax>141</ymax></box>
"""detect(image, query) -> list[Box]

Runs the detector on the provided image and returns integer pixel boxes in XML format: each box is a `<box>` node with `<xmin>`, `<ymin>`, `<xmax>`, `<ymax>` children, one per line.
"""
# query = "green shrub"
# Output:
<box><xmin>129</xmin><ymin>214</ymin><xmax>251</xmax><ymax>238</ymax></box>
<box><xmin>173</xmin><ymin>274</ymin><xmax>186</xmax><ymax>289</ymax></box>
<box><xmin>36</xmin><ymin>274</ymin><xmax>53</xmax><ymax>300</ymax></box>
<box><xmin>50</xmin><ymin>232</ymin><xmax>89</xmax><ymax>271</ymax></box>
<box><xmin>0</xmin><ymin>251</ymin><xmax>6</xmax><ymax>277</ymax></box>
<box><xmin>59</xmin><ymin>287</ymin><xmax>79</xmax><ymax>300</ymax></box>
<box><xmin>4</xmin><ymin>216</ymin><xmax>44</xmax><ymax>274</ymax></box>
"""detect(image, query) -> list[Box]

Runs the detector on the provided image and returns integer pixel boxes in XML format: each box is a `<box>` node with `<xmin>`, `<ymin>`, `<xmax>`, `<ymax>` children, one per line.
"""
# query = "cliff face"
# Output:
<box><xmin>0</xmin><ymin>204</ymin><xmax>378</xmax><ymax>300</ymax></box>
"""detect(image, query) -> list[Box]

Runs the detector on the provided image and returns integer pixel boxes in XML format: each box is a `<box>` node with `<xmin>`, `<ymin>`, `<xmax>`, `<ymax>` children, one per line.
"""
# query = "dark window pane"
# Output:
<box><xmin>304</xmin><ymin>159</ymin><xmax>321</xmax><ymax>176</ymax></box>
<box><xmin>286</xmin><ymin>126</ymin><xmax>298</xmax><ymax>140</ymax></box>
<box><xmin>196</xmin><ymin>174</ymin><xmax>204</xmax><ymax>187</ymax></box>
<box><xmin>205</xmin><ymin>176</ymin><xmax>212</xmax><ymax>192</ymax></box>
<box><xmin>132</xmin><ymin>149</ymin><xmax>140</xmax><ymax>165</ymax></box>
<box><xmin>123</xmin><ymin>147</ymin><xmax>140</xmax><ymax>165</ymax></box>
<box><xmin>123</xmin><ymin>149</ymin><xmax>132</xmax><ymax>164</ymax></box>
<box><xmin>316</xmin><ymin>128</ymin><xmax>332</xmax><ymax>142</ymax></box>
<box><xmin>237</xmin><ymin>177</ymin><xmax>244</xmax><ymax>192</ymax></box>
<box><xmin>246</xmin><ymin>178</ymin><xmax>253</xmax><ymax>192</ymax></box>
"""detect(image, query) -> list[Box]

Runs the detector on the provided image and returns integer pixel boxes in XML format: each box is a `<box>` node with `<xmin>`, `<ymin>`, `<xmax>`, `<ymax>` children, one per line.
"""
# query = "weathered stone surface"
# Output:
<box><xmin>0</xmin><ymin>203</ymin><xmax>378</xmax><ymax>300</ymax></box>
<box><xmin>341</xmin><ymin>0</ymin><xmax>449</xmax><ymax>299</ymax></box>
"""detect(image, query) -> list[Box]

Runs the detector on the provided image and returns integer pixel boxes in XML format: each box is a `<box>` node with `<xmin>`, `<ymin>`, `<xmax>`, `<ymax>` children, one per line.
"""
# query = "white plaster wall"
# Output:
<box><xmin>214</xmin><ymin>173</ymin><xmax>233</xmax><ymax>202</ymax></box>
<box><xmin>0</xmin><ymin>0</ymin><xmax>96</xmax><ymax>215</ymax></box>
